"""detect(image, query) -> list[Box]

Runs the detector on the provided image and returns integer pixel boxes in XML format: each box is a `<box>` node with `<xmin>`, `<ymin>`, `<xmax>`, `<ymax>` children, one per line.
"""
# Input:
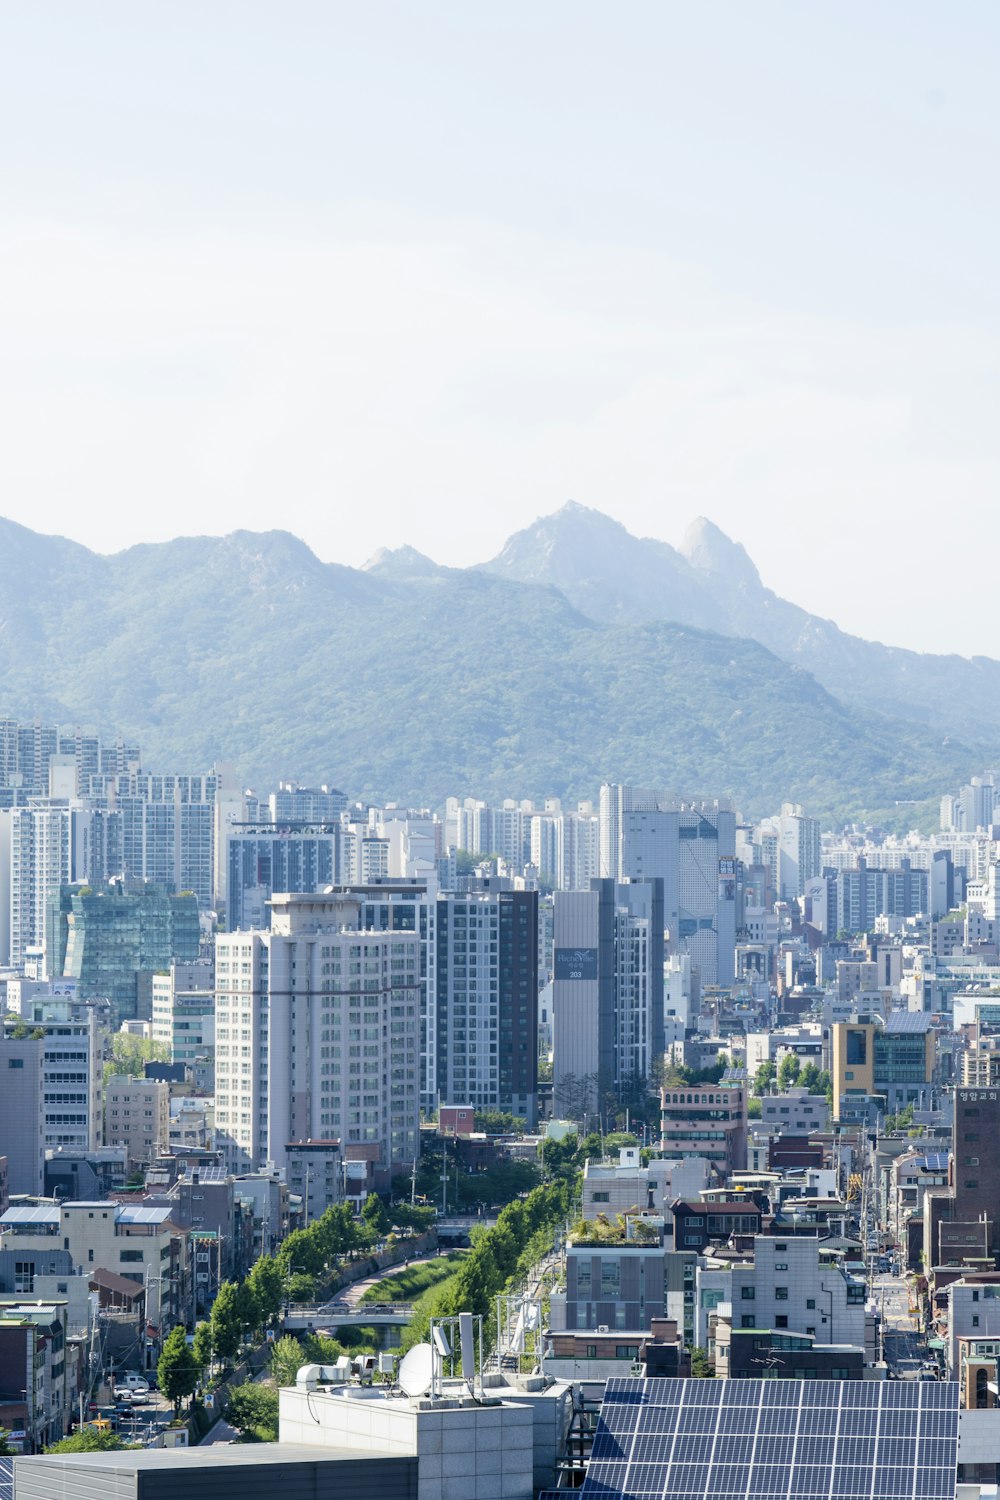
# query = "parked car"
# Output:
<box><xmin>113</xmin><ymin>1373</ymin><xmax>150</xmax><ymax>1398</ymax></box>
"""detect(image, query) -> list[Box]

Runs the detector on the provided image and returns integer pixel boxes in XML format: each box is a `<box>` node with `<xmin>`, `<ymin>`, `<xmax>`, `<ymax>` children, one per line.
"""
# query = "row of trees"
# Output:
<box><xmin>156</xmin><ymin>1197</ymin><xmax>397</xmax><ymax>1415</ymax></box>
<box><xmin>752</xmin><ymin>1056</ymin><xmax>831</xmax><ymax>1096</ymax></box>
<box><xmin>401</xmin><ymin>1176</ymin><xmax>576</xmax><ymax>1355</ymax></box>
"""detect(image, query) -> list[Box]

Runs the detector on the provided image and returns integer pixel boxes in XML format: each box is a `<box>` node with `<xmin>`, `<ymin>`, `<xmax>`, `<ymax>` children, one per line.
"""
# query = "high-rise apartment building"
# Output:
<box><xmin>336</xmin><ymin>881</ymin><xmax>437</xmax><ymax>1113</ymax></box>
<box><xmin>214</xmin><ymin>892</ymin><xmax>420</xmax><ymax>1176</ymax></box>
<box><xmin>434</xmin><ymin>887</ymin><xmax>538</xmax><ymax>1125</ymax></box>
<box><xmin>226</xmin><ymin>822</ymin><xmax>340</xmax><ymax>931</ymax></box>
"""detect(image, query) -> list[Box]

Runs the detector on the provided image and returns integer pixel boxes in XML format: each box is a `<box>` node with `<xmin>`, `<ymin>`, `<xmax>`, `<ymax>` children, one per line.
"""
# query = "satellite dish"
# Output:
<box><xmin>398</xmin><ymin>1342</ymin><xmax>434</xmax><ymax>1398</ymax></box>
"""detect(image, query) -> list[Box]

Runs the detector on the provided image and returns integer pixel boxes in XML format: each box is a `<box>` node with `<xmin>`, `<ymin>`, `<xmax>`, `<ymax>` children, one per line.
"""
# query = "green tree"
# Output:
<box><xmin>752</xmin><ymin>1060</ymin><xmax>776</xmax><ymax>1095</ymax></box>
<box><xmin>473</xmin><ymin>1109</ymin><xmax>526</xmax><ymax>1135</ymax></box>
<box><xmin>102</xmin><ymin>1033</ymin><xmax>171</xmax><ymax>1083</ymax></box>
<box><xmin>157</xmin><ymin>1324</ymin><xmax>200</xmax><ymax>1416</ymax></box>
<box><xmin>777</xmin><ymin>1053</ymin><xmax>801</xmax><ymax>1090</ymax></box>
<box><xmin>798</xmin><ymin>1061</ymin><xmax>821</xmax><ymax>1091</ymax></box>
<box><xmin>211</xmin><ymin>1280</ymin><xmax>244</xmax><ymax>1364</ymax></box>
<box><xmin>226</xmin><ymin>1382</ymin><xmax>279</xmax><ymax>1442</ymax></box>
<box><xmin>192</xmin><ymin>1320</ymin><xmax>213</xmax><ymax>1378</ymax></box>
<box><xmin>690</xmin><ymin>1347</ymin><xmax>715</xmax><ymax>1378</ymax></box>
<box><xmin>539</xmin><ymin>1135</ymin><xmax>581</xmax><ymax>1180</ymax></box>
<box><xmin>270</xmin><ymin>1334</ymin><xmax>305</xmax><ymax>1388</ymax></box>
<box><xmin>747</xmin><ymin>1097</ymin><xmax>762</xmax><ymax>1119</ymax></box>
<box><xmin>277</xmin><ymin>1226</ymin><xmax>326</xmax><ymax>1278</ymax></box>
<box><xmin>246</xmin><ymin>1254</ymin><xmax>285</xmax><ymax>1333</ymax></box>
<box><xmin>47</xmin><ymin>1427</ymin><xmax>127</xmax><ymax>1453</ymax></box>
<box><xmin>361</xmin><ymin>1193</ymin><xmax>391</xmax><ymax>1239</ymax></box>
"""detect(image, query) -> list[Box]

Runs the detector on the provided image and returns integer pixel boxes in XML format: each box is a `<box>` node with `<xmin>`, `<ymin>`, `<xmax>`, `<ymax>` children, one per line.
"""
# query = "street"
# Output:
<box><xmin>872</xmin><ymin>1268</ymin><xmax>927</xmax><ymax>1370</ymax></box>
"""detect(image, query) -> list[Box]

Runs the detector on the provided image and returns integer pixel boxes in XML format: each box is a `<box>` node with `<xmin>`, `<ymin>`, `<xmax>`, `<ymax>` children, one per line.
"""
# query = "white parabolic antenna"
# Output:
<box><xmin>398</xmin><ymin>1342</ymin><xmax>434</xmax><ymax>1398</ymax></box>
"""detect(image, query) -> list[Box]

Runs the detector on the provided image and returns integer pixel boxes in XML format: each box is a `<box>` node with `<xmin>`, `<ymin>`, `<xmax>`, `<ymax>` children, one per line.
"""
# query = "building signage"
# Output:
<box><xmin>555</xmin><ymin>948</ymin><xmax>598</xmax><ymax>981</ymax></box>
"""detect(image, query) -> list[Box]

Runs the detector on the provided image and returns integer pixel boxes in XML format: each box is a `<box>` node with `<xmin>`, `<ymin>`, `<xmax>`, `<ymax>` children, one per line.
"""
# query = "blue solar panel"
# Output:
<box><xmin>0</xmin><ymin>1455</ymin><xmax>12</xmax><ymax>1500</ymax></box>
<box><xmin>565</xmin><ymin>1379</ymin><xmax>959</xmax><ymax>1500</ymax></box>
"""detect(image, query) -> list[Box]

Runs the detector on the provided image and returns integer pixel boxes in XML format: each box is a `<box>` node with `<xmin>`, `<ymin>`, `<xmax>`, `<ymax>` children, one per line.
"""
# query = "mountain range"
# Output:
<box><xmin>0</xmin><ymin>505</ymin><xmax>992</xmax><ymax>823</ymax></box>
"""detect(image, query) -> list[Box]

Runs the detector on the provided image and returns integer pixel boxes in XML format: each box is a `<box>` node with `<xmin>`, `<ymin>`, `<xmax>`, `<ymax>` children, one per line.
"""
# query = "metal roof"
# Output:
<box><xmin>117</xmin><ymin>1205</ymin><xmax>173</xmax><ymax>1225</ymax></box>
<box><xmin>0</xmin><ymin>1207</ymin><xmax>59</xmax><ymax>1226</ymax></box>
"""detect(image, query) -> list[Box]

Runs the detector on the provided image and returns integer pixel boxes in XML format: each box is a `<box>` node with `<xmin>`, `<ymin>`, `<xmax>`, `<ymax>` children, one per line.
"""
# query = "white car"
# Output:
<box><xmin>113</xmin><ymin>1374</ymin><xmax>150</xmax><ymax>1398</ymax></box>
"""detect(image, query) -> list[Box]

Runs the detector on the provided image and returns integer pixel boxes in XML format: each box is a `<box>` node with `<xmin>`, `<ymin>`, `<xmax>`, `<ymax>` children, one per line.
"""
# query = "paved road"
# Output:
<box><xmin>872</xmin><ymin>1270</ymin><xmax>926</xmax><ymax>1368</ymax></box>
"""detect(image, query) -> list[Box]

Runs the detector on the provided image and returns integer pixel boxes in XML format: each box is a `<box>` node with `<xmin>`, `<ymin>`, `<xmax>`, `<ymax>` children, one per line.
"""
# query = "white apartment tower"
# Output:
<box><xmin>214</xmin><ymin>892</ymin><xmax>420</xmax><ymax>1175</ymax></box>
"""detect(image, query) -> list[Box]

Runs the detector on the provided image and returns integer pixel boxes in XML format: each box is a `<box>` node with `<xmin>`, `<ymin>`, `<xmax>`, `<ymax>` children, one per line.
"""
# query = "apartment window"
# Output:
<box><xmin>592</xmin><ymin>1192</ymin><xmax>610</xmax><ymax>1204</ymax></box>
<box><xmin>741</xmin><ymin>1287</ymin><xmax>755</xmax><ymax>1300</ymax></box>
<box><xmin>120</xmin><ymin>1249</ymin><xmax>144</xmax><ymax>1263</ymax></box>
<box><xmin>775</xmin><ymin>1315</ymin><xmax>788</xmax><ymax>1329</ymax></box>
<box><xmin>741</xmin><ymin>1315</ymin><xmax>755</xmax><ymax>1328</ymax></box>
<box><xmin>806</xmin><ymin>1299</ymin><xmax>816</xmax><ymax>1310</ymax></box>
<box><xmin>775</xmin><ymin>1288</ymin><xmax>788</xmax><ymax>1301</ymax></box>
<box><xmin>586</xmin><ymin>1345</ymin><xmax>597</xmax><ymax>1358</ymax></box>
<box><xmin>7</xmin><ymin>1059</ymin><xmax>23</xmax><ymax>1069</ymax></box>
<box><xmin>973</xmin><ymin>1316</ymin><xmax>981</xmax><ymax>1328</ymax></box>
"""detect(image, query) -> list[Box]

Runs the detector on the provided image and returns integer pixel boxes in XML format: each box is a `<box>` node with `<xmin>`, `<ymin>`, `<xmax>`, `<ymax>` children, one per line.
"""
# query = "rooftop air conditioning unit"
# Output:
<box><xmin>597</xmin><ymin>1325</ymin><xmax>609</xmax><ymax>1334</ymax></box>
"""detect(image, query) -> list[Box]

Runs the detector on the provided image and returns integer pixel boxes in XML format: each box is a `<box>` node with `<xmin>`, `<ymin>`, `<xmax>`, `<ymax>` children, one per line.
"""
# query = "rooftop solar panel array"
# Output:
<box><xmin>0</xmin><ymin>1455</ymin><xmax>12</xmax><ymax>1500</ymax></box>
<box><xmin>566</xmin><ymin>1379</ymin><xmax>958</xmax><ymax>1500</ymax></box>
<box><xmin>920</xmin><ymin>1155</ymin><xmax>949</xmax><ymax>1174</ymax></box>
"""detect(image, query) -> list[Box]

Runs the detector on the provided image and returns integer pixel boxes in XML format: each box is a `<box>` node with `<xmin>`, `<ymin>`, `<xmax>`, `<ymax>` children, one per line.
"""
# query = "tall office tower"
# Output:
<box><xmin>776</xmin><ymin>802</ymin><xmax>821</xmax><ymax>900</ymax></box>
<box><xmin>340</xmin><ymin>881</ymin><xmax>437</xmax><ymax>1113</ymax></box>
<box><xmin>9</xmin><ymin>802</ymin><xmax>77</xmax><ymax>969</ymax></box>
<box><xmin>268</xmin><ymin>783</ymin><xmax>348</xmax><ymax>824</ymax></box>
<box><xmin>620</xmin><ymin>799</ymin><xmax>736</xmax><ymax>986</ymax></box>
<box><xmin>558</xmin><ymin>808</ymin><xmax>600</xmax><ymax>891</ymax></box>
<box><xmin>226</xmin><ymin>821</ymin><xmax>340</xmax><ymax>930</ymax></box>
<box><xmin>48</xmin><ymin>883</ymin><xmax>201</xmax><ymax>1025</ymax></box>
<box><xmin>213</xmin><ymin>892</ymin><xmax>420</xmax><ymax>1176</ymax></box>
<box><xmin>552</xmin><ymin>878</ymin><xmax>664</xmax><ymax>1119</ymax></box>
<box><xmin>598</xmin><ymin>783</ymin><xmax>659</xmax><ymax>879</ymax></box>
<box><xmin>434</xmin><ymin>887</ymin><xmax>538</xmax><ymax>1126</ymax></box>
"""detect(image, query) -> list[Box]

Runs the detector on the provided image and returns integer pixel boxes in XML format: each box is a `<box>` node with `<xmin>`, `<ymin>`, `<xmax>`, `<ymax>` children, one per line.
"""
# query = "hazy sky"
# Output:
<box><xmin>1</xmin><ymin>3</ymin><xmax>998</xmax><ymax>655</ymax></box>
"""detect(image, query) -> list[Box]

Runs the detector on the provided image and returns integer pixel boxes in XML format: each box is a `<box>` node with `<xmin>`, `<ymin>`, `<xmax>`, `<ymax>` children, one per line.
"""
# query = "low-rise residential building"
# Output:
<box><xmin>730</xmin><ymin>1234</ymin><xmax>866</xmax><ymax>1347</ymax></box>
<box><xmin>0</xmin><ymin>1201</ymin><xmax>187</xmax><ymax>1330</ymax></box>
<box><xmin>660</xmin><ymin>1082</ymin><xmax>747</xmax><ymax>1175</ymax></box>
<box><xmin>760</xmin><ymin>1088</ymin><xmax>830</xmax><ymax>1134</ymax></box>
<box><xmin>104</xmin><ymin>1076</ymin><xmax>170</xmax><ymax>1166</ymax></box>
<box><xmin>286</xmin><ymin>1140</ymin><xmax>344</xmax><ymax>1223</ymax></box>
<box><xmin>671</xmin><ymin>1199</ymin><xmax>762</xmax><ymax>1254</ymax></box>
<box><xmin>947</xmin><ymin>1280</ymin><xmax>1000</xmax><ymax>1378</ymax></box>
<box><xmin>0</xmin><ymin>1298</ymin><xmax>70</xmax><ymax>1451</ymax></box>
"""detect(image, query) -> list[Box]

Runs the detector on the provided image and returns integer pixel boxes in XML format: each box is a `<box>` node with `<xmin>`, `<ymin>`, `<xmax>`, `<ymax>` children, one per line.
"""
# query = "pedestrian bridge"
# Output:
<box><xmin>283</xmin><ymin>1301</ymin><xmax>414</xmax><ymax>1332</ymax></box>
